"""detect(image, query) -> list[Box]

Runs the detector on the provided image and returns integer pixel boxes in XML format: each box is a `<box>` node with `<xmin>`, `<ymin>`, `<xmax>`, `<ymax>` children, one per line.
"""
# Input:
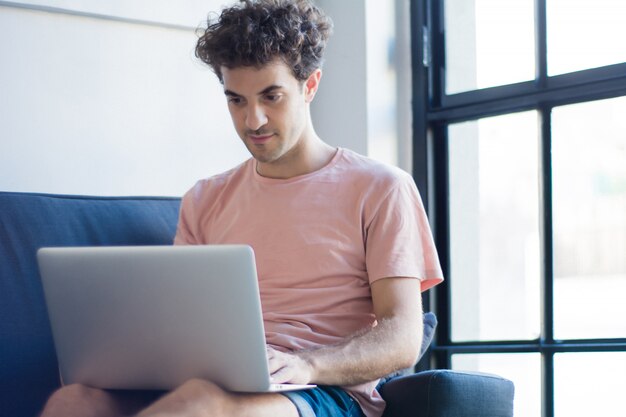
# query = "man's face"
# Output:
<box><xmin>221</xmin><ymin>60</ymin><xmax>319</xmax><ymax>170</ymax></box>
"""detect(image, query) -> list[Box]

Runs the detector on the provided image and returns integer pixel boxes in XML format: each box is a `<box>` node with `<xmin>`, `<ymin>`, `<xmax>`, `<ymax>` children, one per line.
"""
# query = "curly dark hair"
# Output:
<box><xmin>196</xmin><ymin>0</ymin><xmax>333</xmax><ymax>83</ymax></box>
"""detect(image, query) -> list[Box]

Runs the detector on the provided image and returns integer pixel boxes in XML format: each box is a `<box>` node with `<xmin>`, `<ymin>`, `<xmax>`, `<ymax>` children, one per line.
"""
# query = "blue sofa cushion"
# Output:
<box><xmin>380</xmin><ymin>370</ymin><xmax>515</xmax><ymax>417</ymax></box>
<box><xmin>0</xmin><ymin>192</ymin><xmax>180</xmax><ymax>417</ymax></box>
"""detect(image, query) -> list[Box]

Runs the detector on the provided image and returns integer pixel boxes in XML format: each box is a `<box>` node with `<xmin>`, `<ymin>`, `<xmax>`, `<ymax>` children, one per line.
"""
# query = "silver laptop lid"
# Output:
<box><xmin>37</xmin><ymin>245</ymin><xmax>274</xmax><ymax>392</ymax></box>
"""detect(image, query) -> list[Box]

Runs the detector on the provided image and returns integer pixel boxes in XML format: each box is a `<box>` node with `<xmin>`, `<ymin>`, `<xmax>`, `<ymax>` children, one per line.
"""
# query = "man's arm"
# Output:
<box><xmin>268</xmin><ymin>277</ymin><xmax>424</xmax><ymax>386</ymax></box>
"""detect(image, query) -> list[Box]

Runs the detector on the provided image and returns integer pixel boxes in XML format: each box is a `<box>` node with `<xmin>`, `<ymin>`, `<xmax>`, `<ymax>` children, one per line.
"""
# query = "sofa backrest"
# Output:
<box><xmin>0</xmin><ymin>192</ymin><xmax>180</xmax><ymax>417</ymax></box>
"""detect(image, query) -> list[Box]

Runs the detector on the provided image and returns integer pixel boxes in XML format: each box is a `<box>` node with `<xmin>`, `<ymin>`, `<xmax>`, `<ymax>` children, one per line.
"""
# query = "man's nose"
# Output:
<box><xmin>245</xmin><ymin>105</ymin><xmax>268</xmax><ymax>131</ymax></box>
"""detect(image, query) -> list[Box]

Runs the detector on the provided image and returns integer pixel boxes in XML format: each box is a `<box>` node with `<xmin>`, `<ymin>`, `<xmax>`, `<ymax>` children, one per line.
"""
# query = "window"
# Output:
<box><xmin>411</xmin><ymin>1</ymin><xmax>626</xmax><ymax>417</ymax></box>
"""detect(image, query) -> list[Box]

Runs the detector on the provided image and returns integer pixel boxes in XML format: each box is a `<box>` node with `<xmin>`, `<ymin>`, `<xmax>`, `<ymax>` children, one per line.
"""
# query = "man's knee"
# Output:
<box><xmin>175</xmin><ymin>378</ymin><xmax>225</xmax><ymax>400</ymax></box>
<box><xmin>42</xmin><ymin>384</ymin><xmax>114</xmax><ymax>417</ymax></box>
<box><xmin>169</xmin><ymin>379</ymin><xmax>233</xmax><ymax>411</ymax></box>
<box><xmin>47</xmin><ymin>384</ymin><xmax>100</xmax><ymax>403</ymax></box>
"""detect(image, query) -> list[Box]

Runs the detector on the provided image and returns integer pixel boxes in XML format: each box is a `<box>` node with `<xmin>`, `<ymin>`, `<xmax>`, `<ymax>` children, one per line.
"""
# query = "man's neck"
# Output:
<box><xmin>256</xmin><ymin>137</ymin><xmax>337</xmax><ymax>180</ymax></box>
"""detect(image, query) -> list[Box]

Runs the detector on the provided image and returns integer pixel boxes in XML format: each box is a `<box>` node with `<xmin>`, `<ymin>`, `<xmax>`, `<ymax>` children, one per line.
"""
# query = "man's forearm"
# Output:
<box><xmin>299</xmin><ymin>314</ymin><xmax>423</xmax><ymax>386</ymax></box>
<box><xmin>268</xmin><ymin>278</ymin><xmax>425</xmax><ymax>387</ymax></box>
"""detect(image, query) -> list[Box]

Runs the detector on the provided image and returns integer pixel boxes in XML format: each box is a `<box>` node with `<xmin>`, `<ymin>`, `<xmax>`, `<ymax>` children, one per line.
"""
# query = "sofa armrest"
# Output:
<box><xmin>380</xmin><ymin>369</ymin><xmax>515</xmax><ymax>417</ymax></box>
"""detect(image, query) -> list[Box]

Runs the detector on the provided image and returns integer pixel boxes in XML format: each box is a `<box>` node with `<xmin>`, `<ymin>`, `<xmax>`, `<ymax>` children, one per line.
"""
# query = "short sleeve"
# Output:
<box><xmin>173</xmin><ymin>189</ymin><xmax>198</xmax><ymax>245</ymax></box>
<box><xmin>364</xmin><ymin>174</ymin><xmax>444</xmax><ymax>292</ymax></box>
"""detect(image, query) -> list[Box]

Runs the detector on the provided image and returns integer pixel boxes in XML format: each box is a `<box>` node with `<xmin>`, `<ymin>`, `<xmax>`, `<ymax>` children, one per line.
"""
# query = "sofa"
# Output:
<box><xmin>0</xmin><ymin>191</ymin><xmax>514</xmax><ymax>417</ymax></box>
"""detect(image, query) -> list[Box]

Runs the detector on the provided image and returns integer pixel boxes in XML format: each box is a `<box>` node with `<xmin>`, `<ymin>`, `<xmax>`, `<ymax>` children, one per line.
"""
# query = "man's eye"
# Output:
<box><xmin>265</xmin><ymin>94</ymin><xmax>280</xmax><ymax>102</ymax></box>
<box><xmin>228</xmin><ymin>97</ymin><xmax>243</xmax><ymax>105</ymax></box>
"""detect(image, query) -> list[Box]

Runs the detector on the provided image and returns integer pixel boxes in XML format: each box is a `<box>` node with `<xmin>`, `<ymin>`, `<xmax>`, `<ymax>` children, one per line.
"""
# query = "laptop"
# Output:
<box><xmin>37</xmin><ymin>244</ymin><xmax>315</xmax><ymax>393</ymax></box>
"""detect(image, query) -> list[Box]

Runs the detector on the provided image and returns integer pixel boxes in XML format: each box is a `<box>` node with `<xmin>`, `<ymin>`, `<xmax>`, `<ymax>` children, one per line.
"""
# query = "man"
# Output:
<box><xmin>40</xmin><ymin>1</ymin><xmax>443</xmax><ymax>416</ymax></box>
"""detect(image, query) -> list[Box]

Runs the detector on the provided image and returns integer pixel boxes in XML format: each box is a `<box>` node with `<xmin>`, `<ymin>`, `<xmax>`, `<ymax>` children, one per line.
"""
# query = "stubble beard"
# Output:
<box><xmin>243</xmin><ymin>131</ymin><xmax>282</xmax><ymax>164</ymax></box>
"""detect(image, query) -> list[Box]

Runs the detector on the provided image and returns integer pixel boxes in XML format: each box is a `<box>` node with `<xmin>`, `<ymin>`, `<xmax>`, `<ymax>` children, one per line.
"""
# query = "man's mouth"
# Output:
<box><xmin>248</xmin><ymin>133</ymin><xmax>274</xmax><ymax>144</ymax></box>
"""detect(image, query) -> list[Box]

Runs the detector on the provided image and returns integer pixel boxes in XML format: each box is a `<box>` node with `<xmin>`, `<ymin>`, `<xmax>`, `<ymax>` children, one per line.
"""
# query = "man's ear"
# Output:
<box><xmin>304</xmin><ymin>69</ymin><xmax>322</xmax><ymax>103</ymax></box>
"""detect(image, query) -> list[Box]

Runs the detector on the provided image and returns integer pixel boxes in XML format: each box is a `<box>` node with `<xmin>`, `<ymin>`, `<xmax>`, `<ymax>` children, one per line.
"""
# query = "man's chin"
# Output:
<box><xmin>245</xmin><ymin>147</ymin><xmax>277</xmax><ymax>164</ymax></box>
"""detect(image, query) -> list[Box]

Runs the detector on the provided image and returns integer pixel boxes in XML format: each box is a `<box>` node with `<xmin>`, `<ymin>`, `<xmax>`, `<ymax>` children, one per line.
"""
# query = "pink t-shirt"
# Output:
<box><xmin>174</xmin><ymin>148</ymin><xmax>443</xmax><ymax>417</ymax></box>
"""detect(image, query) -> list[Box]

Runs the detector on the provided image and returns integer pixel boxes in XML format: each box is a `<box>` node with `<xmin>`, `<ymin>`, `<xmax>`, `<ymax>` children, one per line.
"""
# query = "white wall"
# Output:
<box><xmin>0</xmin><ymin>1</ymin><xmax>250</xmax><ymax>197</ymax></box>
<box><xmin>312</xmin><ymin>0</ymin><xmax>368</xmax><ymax>155</ymax></box>
<box><xmin>0</xmin><ymin>0</ymin><xmax>411</xmax><ymax>197</ymax></box>
<box><xmin>315</xmin><ymin>0</ymin><xmax>413</xmax><ymax>170</ymax></box>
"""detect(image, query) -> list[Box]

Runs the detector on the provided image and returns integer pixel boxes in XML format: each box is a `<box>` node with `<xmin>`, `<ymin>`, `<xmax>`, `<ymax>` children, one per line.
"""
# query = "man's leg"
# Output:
<box><xmin>136</xmin><ymin>379</ymin><xmax>299</xmax><ymax>417</ymax></box>
<box><xmin>40</xmin><ymin>381</ymin><xmax>358</xmax><ymax>417</ymax></box>
<box><xmin>40</xmin><ymin>384</ymin><xmax>161</xmax><ymax>417</ymax></box>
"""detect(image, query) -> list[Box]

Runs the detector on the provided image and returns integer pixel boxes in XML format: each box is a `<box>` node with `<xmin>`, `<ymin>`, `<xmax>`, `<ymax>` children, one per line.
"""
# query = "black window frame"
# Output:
<box><xmin>411</xmin><ymin>1</ymin><xmax>626</xmax><ymax>416</ymax></box>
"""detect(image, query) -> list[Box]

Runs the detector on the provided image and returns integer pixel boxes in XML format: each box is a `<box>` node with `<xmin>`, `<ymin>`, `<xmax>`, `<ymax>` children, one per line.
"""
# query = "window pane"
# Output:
<box><xmin>555</xmin><ymin>352</ymin><xmax>626</xmax><ymax>416</ymax></box>
<box><xmin>452</xmin><ymin>353</ymin><xmax>540</xmax><ymax>417</ymax></box>
<box><xmin>548</xmin><ymin>0</ymin><xmax>626</xmax><ymax>76</ymax></box>
<box><xmin>449</xmin><ymin>111</ymin><xmax>540</xmax><ymax>341</ymax></box>
<box><xmin>552</xmin><ymin>96</ymin><xmax>626</xmax><ymax>340</ymax></box>
<box><xmin>444</xmin><ymin>0</ymin><xmax>535</xmax><ymax>94</ymax></box>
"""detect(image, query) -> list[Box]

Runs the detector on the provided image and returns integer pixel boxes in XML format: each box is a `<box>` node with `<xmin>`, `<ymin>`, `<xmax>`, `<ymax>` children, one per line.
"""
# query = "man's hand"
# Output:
<box><xmin>267</xmin><ymin>346</ymin><xmax>314</xmax><ymax>385</ymax></box>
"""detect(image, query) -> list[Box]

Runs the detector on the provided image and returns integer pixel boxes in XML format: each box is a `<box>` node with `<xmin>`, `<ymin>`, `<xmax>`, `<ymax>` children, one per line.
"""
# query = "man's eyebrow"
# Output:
<box><xmin>224</xmin><ymin>89</ymin><xmax>241</xmax><ymax>97</ymax></box>
<box><xmin>224</xmin><ymin>85</ymin><xmax>284</xmax><ymax>97</ymax></box>
<box><xmin>258</xmin><ymin>85</ymin><xmax>283</xmax><ymax>95</ymax></box>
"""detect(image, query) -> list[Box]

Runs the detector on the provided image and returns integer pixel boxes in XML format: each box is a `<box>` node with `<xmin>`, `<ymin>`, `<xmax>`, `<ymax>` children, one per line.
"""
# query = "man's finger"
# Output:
<box><xmin>268</xmin><ymin>359</ymin><xmax>284</xmax><ymax>374</ymax></box>
<box><xmin>270</xmin><ymin>365</ymin><xmax>293</xmax><ymax>384</ymax></box>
